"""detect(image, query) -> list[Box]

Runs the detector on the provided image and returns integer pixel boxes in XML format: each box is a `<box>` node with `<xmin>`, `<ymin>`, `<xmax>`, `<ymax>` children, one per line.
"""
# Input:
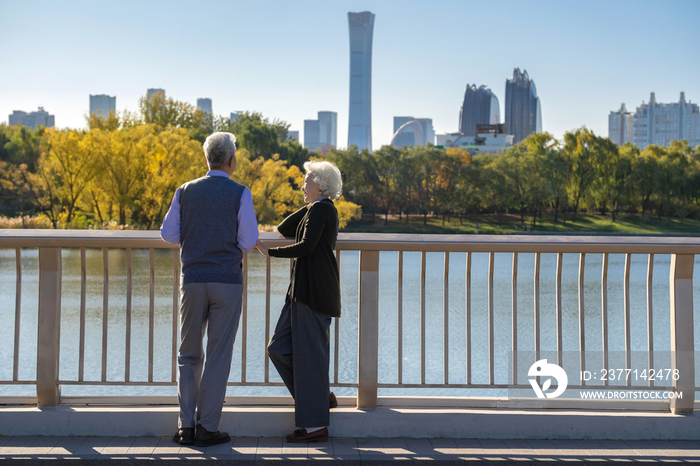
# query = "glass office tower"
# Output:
<box><xmin>505</xmin><ymin>68</ymin><xmax>542</xmax><ymax>144</ymax></box>
<box><xmin>347</xmin><ymin>11</ymin><xmax>375</xmax><ymax>151</ymax></box>
<box><xmin>459</xmin><ymin>85</ymin><xmax>500</xmax><ymax>136</ymax></box>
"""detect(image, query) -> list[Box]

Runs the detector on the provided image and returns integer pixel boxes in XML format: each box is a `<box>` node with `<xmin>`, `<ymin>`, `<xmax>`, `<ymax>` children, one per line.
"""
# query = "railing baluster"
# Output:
<box><xmin>556</xmin><ymin>252</ymin><xmax>563</xmax><ymax>366</ymax></box>
<box><xmin>420</xmin><ymin>251</ymin><xmax>426</xmax><ymax>385</ymax></box>
<box><xmin>488</xmin><ymin>252</ymin><xmax>494</xmax><ymax>385</ymax></box>
<box><xmin>646</xmin><ymin>253</ymin><xmax>654</xmax><ymax>387</ymax></box>
<box><xmin>264</xmin><ymin>255</ymin><xmax>271</xmax><ymax>383</ymax></box>
<box><xmin>669</xmin><ymin>254</ymin><xmax>695</xmax><ymax>414</ymax></box>
<box><xmin>334</xmin><ymin>249</ymin><xmax>340</xmax><ymax>385</ymax></box>
<box><xmin>443</xmin><ymin>251</ymin><xmax>449</xmax><ymax>385</ymax></box>
<box><xmin>148</xmin><ymin>248</ymin><xmax>155</xmax><ymax>383</ymax></box>
<box><xmin>125</xmin><ymin>248</ymin><xmax>132</xmax><ymax>382</ymax></box>
<box><xmin>102</xmin><ymin>247</ymin><xmax>109</xmax><ymax>382</ymax></box>
<box><xmin>241</xmin><ymin>252</ymin><xmax>248</xmax><ymax>383</ymax></box>
<box><xmin>578</xmin><ymin>253</ymin><xmax>586</xmax><ymax>386</ymax></box>
<box><xmin>534</xmin><ymin>252</ymin><xmax>541</xmax><ymax>361</ymax></box>
<box><xmin>601</xmin><ymin>253</ymin><xmax>609</xmax><ymax>386</ymax></box>
<box><xmin>172</xmin><ymin>249</ymin><xmax>178</xmax><ymax>383</ymax></box>
<box><xmin>397</xmin><ymin>251</ymin><xmax>403</xmax><ymax>385</ymax></box>
<box><xmin>623</xmin><ymin>253</ymin><xmax>632</xmax><ymax>386</ymax></box>
<box><xmin>13</xmin><ymin>247</ymin><xmax>21</xmax><ymax>382</ymax></box>
<box><xmin>466</xmin><ymin>252</ymin><xmax>472</xmax><ymax>385</ymax></box>
<box><xmin>511</xmin><ymin>252</ymin><xmax>518</xmax><ymax>385</ymax></box>
<box><xmin>358</xmin><ymin>250</ymin><xmax>379</xmax><ymax>408</ymax></box>
<box><xmin>78</xmin><ymin>248</ymin><xmax>86</xmax><ymax>382</ymax></box>
<box><xmin>37</xmin><ymin>247</ymin><xmax>61</xmax><ymax>407</ymax></box>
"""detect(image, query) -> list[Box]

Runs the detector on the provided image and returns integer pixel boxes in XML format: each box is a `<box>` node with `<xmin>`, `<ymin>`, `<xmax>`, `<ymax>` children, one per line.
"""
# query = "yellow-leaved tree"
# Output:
<box><xmin>133</xmin><ymin>127</ymin><xmax>204</xmax><ymax>228</ymax></box>
<box><xmin>232</xmin><ymin>150</ymin><xmax>305</xmax><ymax>225</ymax></box>
<box><xmin>335</xmin><ymin>197</ymin><xmax>362</xmax><ymax>229</ymax></box>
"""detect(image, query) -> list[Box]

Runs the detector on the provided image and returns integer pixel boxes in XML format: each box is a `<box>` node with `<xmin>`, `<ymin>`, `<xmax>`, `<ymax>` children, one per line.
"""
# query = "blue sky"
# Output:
<box><xmin>1</xmin><ymin>0</ymin><xmax>699</xmax><ymax>149</ymax></box>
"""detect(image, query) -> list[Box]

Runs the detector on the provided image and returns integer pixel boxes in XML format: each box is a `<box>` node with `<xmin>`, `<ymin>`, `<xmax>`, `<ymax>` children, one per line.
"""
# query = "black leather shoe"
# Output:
<box><xmin>172</xmin><ymin>427</ymin><xmax>194</xmax><ymax>445</ymax></box>
<box><xmin>330</xmin><ymin>392</ymin><xmax>338</xmax><ymax>409</ymax></box>
<box><xmin>286</xmin><ymin>427</ymin><xmax>329</xmax><ymax>443</ymax></box>
<box><xmin>194</xmin><ymin>425</ymin><xmax>231</xmax><ymax>447</ymax></box>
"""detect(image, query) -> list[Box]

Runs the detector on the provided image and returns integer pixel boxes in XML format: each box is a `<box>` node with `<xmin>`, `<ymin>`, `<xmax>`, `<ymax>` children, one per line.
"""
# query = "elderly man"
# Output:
<box><xmin>161</xmin><ymin>132</ymin><xmax>258</xmax><ymax>447</ymax></box>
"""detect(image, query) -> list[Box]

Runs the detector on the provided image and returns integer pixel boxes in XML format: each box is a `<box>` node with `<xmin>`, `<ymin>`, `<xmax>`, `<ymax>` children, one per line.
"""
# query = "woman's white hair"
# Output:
<box><xmin>203</xmin><ymin>132</ymin><xmax>237</xmax><ymax>169</ymax></box>
<box><xmin>304</xmin><ymin>161</ymin><xmax>342</xmax><ymax>201</ymax></box>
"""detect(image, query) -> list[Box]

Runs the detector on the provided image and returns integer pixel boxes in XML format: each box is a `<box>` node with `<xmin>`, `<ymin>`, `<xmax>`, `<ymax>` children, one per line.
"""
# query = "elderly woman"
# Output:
<box><xmin>256</xmin><ymin>160</ymin><xmax>342</xmax><ymax>443</ymax></box>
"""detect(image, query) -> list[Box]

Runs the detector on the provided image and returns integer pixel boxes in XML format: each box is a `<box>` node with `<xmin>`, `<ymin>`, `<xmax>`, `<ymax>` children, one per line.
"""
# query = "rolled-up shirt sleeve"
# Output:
<box><xmin>237</xmin><ymin>188</ymin><xmax>259</xmax><ymax>252</ymax></box>
<box><xmin>160</xmin><ymin>188</ymin><xmax>181</xmax><ymax>244</ymax></box>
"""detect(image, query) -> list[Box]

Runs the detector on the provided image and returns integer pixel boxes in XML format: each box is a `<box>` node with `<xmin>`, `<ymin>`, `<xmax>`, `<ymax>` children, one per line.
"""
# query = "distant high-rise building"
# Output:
<box><xmin>90</xmin><ymin>94</ymin><xmax>116</xmax><ymax>119</ymax></box>
<box><xmin>318</xmin><ymin>111</ymin><xmax>337</xmax><ymax>147</ymax></box>
<box><xmin>147</xmin><ymin>88</ymin><xmax>165</xmax><ymax>98</ymax></box>
<box><xmin>347</xmin><ymin>11</ymin><xmax>375</xmax><ymax>151</ymax></box>
<box><xmin>197</xmin><ymin>98</ymin><xmax>212</xmax><ymax>114</ymax></box>
<box><xmin>505</xmin><ymin>68</ymin><xmax>542</xmax><ymax>144</ymax></box>
<box><xmin>459</xmin><ymin>84</ymin><xmax>500</xmax><ymax>136</ymax></box>
<box><xmin>631</xmin><ymin>92</ymin><xmax>700</xmax><ymax>149</ymax></box>
<box><xmin>230</xmin><ymin>112</ymin><xmax>242</xmax><ymax>122</ymax></box>
<box><xmin>608</xmin><ymin>103</ymin><xmax>634</xmax><ymax>145</ymax></box>
<box><xmin>304</xmin><ymin>120</ymin><xmax>320</xmax><ymax>151</ymax></box>
<box><xmin>305</xmin><ymin>111</ymin><xmax>338</xmax><ymax>151</ymax></box>
<box><xmin>287</xmin><ymin>131</ymin><xmax>299</xmax><ymax>142</ymax></box>
<box><xmin>9</xmin><ymin>107</ymin><xmax>55</xmax><ymax>129</ymax></box>
<box><xmin>391</xmin><ymin>116</ymin><xmax>435</xmax><ymax>147</ymax></box>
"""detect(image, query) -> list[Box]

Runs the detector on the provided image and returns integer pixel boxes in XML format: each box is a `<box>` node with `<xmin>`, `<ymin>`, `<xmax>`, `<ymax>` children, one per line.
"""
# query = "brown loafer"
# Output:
<box><xmin>286</xmin><ymin>427</ymin><xmax>329</xmax><ymax>443</ymax></box>
<box><xmin>330</xmin><ymin>392</ymin><xmax>338</xmax><ymax>409</ymax></box>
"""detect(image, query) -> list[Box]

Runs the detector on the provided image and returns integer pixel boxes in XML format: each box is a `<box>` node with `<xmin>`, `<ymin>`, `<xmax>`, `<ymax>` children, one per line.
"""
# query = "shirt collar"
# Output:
<box><xmin>206</xmin><ymin>170</ymin><xmax>230</xmax><ymax>178</ymax></box>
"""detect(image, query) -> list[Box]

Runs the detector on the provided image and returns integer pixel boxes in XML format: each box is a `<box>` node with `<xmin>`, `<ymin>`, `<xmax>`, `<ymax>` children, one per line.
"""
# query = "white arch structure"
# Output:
<box><xmin>390</xmin><ymin>120</ymin><xmax>426</xmax><ymax>148</ymax></box>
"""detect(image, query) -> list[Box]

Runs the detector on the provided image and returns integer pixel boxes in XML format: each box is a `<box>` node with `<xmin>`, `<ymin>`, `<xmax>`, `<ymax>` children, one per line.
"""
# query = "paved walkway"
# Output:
<box><xmin>1</xmin><ymin>436</ymin><xmax>700</xmax><ymax>463</ymax></box>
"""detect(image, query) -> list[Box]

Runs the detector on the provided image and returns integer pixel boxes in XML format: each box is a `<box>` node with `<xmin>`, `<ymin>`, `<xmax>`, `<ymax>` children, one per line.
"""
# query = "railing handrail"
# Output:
<box><xmin>1</xmin><ymin>230</ymin><xmax>700</xmax><ymax>254</ymax></box>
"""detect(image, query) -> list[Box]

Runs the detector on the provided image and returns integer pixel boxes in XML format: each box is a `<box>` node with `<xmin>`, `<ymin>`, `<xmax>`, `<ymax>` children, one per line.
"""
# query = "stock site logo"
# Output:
<box><xmin>528</xmin><ymin>359</ymin><xmax>568</xmax><ymax>398</ymax></box>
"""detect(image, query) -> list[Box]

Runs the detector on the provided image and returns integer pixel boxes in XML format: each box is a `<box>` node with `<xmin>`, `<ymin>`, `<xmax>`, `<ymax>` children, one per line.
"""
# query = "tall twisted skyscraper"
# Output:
<box><xmin>347</xmin><ymin>11</ymin><xmax>374</xmax><ymax>151</ymax></box>
<box><xmin>505</xmin><ymin>68</ymin><xmax>542</xmax><ymax>143</ymax></box>
<box><xmin>459</xmin><ymin>84</ymin><xmax>500</xmax><ymax>136</ymax></box>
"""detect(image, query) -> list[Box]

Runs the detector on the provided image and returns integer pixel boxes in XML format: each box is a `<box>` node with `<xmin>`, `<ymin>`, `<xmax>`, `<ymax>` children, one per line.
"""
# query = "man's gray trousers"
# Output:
<box><xmin>267</xmin><ymin>298</ymin><xmax>332</xmax><ymax>428</ymax></box>
<box><xmin>178</xmin><ymin>282</ymin><xmax>243</xmax><ymax>431</ymax></box>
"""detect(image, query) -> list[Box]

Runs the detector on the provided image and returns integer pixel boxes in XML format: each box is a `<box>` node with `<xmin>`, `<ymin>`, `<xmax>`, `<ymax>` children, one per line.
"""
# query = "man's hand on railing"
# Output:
<box><xmin>255</xmin><ymin>239</ymin><xmax>270</xmax><ymax>256</ymax></box>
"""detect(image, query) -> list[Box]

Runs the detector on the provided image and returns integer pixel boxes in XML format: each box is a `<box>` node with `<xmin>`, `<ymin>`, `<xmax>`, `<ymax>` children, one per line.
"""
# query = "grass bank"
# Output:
<box><xmin>342</xmin><ymin>213</ymin><xmax>700</xmax><ymax>235</ymax></box>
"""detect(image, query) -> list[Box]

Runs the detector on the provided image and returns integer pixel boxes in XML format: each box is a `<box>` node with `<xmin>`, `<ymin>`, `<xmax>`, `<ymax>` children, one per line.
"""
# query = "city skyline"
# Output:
<box><xmin>1</xmin><ymin>1</ymin><xmax>699</xmax><ymax>149</ymax></box>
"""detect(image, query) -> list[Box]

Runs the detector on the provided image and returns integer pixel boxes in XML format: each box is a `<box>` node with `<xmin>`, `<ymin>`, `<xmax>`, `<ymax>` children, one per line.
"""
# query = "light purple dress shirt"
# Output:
<box><xmin>160</xmin><ymin>170</ymin><xmax>259</xmax><ymax>252</ymax></box>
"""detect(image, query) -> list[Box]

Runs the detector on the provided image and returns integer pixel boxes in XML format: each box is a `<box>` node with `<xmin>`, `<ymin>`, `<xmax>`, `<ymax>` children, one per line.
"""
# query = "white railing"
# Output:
<box><xmin>0</xmin><ymin>230</ymin><xmax>697</xmax><ymax>413</ymax></box>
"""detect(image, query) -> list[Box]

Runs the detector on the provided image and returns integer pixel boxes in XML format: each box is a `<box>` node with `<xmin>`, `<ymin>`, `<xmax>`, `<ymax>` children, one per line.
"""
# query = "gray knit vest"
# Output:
<box><xmin>179</xmin><ymin>175</ymin><xmax>245</xmax><ymax>284</ymax></box>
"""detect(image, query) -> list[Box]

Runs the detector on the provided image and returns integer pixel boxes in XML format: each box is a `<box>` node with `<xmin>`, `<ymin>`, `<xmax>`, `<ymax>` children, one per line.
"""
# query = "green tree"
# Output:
<box><xmin>590</xmin><ymin>143</ymin><xmax>635</xmax><ymax>221</ymax></box>
<box><xmin>563</xmin><ymin>128</ymin><xmax>615</xmax><ymax>222</ymax></box>
<box><xmin>371</xmin><ymin>146</ymin><xmax>399</xmax><ymax>225</ymax></box>
<box><xmin>0</xmin><ymin>124</ymin><xmax>44</xmax><ymax>170</ymax></box>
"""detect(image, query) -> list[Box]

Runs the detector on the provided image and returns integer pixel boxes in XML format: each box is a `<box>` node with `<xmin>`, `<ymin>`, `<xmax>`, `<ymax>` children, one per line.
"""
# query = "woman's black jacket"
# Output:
<box><xmin>268</xmin><ymin>199</ymin><xmax>341</xmax><ymax>317</ymax></box>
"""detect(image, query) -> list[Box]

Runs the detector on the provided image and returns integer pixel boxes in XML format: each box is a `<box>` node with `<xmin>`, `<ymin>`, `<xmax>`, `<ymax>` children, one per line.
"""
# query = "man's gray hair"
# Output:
<box><xmin>304</xmin><ymin>161</ymin><xmax>343</xmax><ymax>200</ymax></box>
<box><xmin>203</xmin><ymin>132</ymin><xmax>237</xmax><ymax>169</ymax></box>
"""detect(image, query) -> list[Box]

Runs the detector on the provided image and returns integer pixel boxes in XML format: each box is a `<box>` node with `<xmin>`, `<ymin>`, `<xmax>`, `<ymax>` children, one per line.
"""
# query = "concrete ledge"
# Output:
<box><xmin>1</xmin><ymin>405</ymin><xmax>699</xmax><ymax>440</ymax></box>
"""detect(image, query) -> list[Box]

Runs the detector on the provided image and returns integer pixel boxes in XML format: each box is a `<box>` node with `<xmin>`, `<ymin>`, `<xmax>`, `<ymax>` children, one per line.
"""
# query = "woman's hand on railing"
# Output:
<box><xmin>255</xmin><ymin>239</ymin><xmax>270</xmax><ymax>256</ymax></box>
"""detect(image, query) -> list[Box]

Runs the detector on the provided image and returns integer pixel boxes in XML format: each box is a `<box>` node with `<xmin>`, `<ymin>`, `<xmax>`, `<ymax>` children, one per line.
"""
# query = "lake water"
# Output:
<box><xmin>1</xmin><ymin>247</ymin><xmax>699</xmax><ymax>399</ymax></box>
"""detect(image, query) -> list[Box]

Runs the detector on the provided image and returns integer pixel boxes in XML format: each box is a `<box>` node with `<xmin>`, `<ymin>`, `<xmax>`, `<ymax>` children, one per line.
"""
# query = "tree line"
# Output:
<box><xmin>326</xmin><ymin>130</ymin><xmax>700</xmax><ymax>227</ymax></box>
<box><xmin>0</xmin><ymin>94</ymin><xmax>360</xmax><ymax>229</ymax></box>
<box><xmin>2</xmin><ymin>93</ymin><xmax>699</xmax><ymax>231</ymax></box>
